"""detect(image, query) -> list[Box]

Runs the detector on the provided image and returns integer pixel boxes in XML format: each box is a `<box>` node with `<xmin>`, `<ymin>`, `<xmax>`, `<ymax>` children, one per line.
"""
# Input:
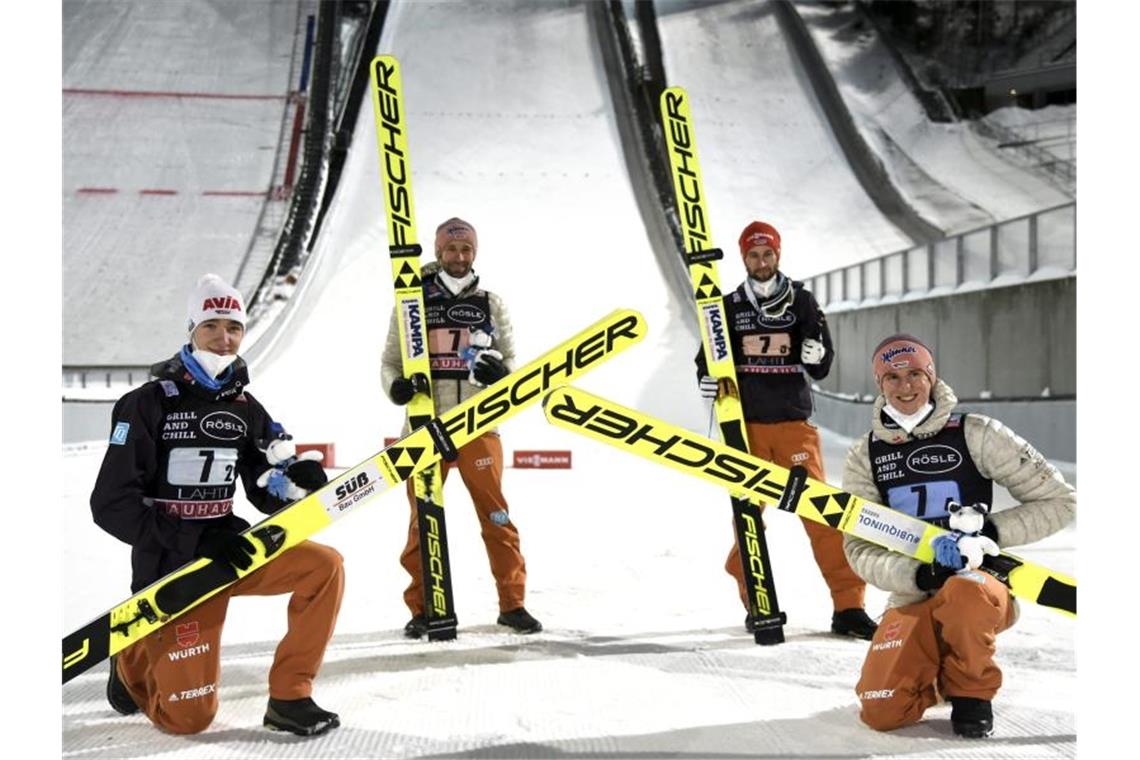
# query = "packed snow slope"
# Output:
<box><xmin>798</xmin><ymin>2</ymin><xmax>1071</xmax><ymax>231</ymax></box>
<box><xmin>62</xmin><ymin>0</ymin><xmax>299</xmax><ymax>364</ymax></box>
<box><xmin>654</xmin><ymin>0</ymin><xmax>1070</xmax><ymax>276</ymax></box>
<box><xmin>247</xmin><ymin>0</ymin><xmax>702</xmax><ymax>468</ymax></box>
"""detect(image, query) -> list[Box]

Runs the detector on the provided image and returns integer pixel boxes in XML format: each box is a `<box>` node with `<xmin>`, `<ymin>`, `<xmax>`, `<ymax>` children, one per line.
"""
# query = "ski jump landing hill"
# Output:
<box><xmin>62</xmin><ymin>0</ymin><xmax>1074</xmax><ymax>463</ymax></box>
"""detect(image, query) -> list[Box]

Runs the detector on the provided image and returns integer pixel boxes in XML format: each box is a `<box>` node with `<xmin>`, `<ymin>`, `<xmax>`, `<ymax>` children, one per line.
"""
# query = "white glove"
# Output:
<box><xmin>801</xmin><ymin>338</ymin><xmax>826</xmax><ymax>365</ymax></box>
<box><xmin>698</xmin><ymin>375</ymin><xmax>718</xmax><ymax>400</ymax></box>
<box><xmin>467</xmin><ymin>329</ymin><xmax>494</xmax><ymax>353</ymax></box>
<box><xmin>955</xmin><ymin>533</ymin><xmax>1000</xmax><ymax>570</ymax></box>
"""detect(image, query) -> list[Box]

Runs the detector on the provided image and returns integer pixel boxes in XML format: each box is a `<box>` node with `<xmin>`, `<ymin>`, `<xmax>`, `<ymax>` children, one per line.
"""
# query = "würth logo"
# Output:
<box><xmin>512</xmin><ymin>451</ymin><xmax>572</xmax><ymax>469</ymax></box>
<box><xmin>202</xmin><ymin>296</ymin><xmax>243</xmax><ymax>313</ymax></box>
<box><xmin>176</xmin><ymin>621</ymin><xmax>200</xmax><ymax>648</ymax></box>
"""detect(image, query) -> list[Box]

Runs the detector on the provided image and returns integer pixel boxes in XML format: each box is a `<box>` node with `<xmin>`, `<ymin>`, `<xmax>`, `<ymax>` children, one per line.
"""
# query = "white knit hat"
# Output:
<box><xmin>187</xmin><ymin>274</ymin><xmax>246</xmax><ymax>334</ymax></box>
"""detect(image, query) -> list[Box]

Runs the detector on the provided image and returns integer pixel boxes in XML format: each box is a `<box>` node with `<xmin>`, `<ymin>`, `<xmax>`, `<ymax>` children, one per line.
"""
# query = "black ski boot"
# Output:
<box><xmin>831</xmin><ymin>608</ymin><xmax>878</xmax><ymax>640</ymax></box>
<box><xmin>950</xmin><ymin>697</ymin><xmax>994</xmax><ymax>738</ymax></box>
<box><xmin>404</xmin><ymin>615</ymin><xmax>427</xmax><ymax>639</ymax></box>
<box><xmin>264</xmin><ymin>696</ymin><xmax>340</xmax><ymax>736</ymax></box>
<box><xmin>106</xmin><ymin>655</ymin><xmax>139</xmax><ymax>716</ymax></box>
<box><xmin>497</xmin><ymin>607</ymin><xmax>543</xmax><ymax>633</ymax></box>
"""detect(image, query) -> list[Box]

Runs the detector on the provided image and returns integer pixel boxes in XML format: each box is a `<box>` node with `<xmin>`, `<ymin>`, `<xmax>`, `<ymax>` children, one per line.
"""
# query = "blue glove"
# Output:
<box><xmin>916</xmin><ymin>532</ymin><xmax>965</xmax><ymax>591</ymax></box>
<box><xmin>932</xmin><ymin>533</ymin><xmax>966</xmax><ymax>571</ymax></box>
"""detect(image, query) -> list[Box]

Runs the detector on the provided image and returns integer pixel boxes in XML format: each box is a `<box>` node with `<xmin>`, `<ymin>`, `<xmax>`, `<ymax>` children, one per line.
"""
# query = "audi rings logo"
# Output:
<box><xmin>906</xmin><ymin>445</ymin><xmax>962</xmax><ymax>475</ymax></box>
<box><xmin>200</xmin><ymin>412</ymin><xmax>247</xmax><ymax>441</ymax></box>
<box><xmin>447</xmin><ymin>305</ymin><xmax>486</xmax><ymax>325</ymax></box>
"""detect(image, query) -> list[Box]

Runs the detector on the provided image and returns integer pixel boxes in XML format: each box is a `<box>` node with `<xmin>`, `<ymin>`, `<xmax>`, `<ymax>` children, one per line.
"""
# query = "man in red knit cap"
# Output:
<box><xmin>695</xmin><ymin>221</ymin><xmax>876</xmax><ymax>639</ymax></box>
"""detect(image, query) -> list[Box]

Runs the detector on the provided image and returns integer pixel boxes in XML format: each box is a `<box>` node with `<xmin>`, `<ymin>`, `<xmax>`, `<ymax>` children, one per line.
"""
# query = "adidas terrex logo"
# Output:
<box><xmin>168</xmin><ymin>683</ymin><xmax>216</xmax><ymax>702</ymax></box>
<box><xmin>201</xmin><ymin>296</ymin><xmax>242</xmax><ymax>313</ymax></box>
<box><xmin>662</xmin><ymin>90</ymin><xmax>711</xmax><ymax>251</ymax></box>
<box><xmin>860</xmin><ymin>689</ymin><xmax>895</xmax><ymax>700</ymax></box>
<box><xmin>167</xmin><ymin>643</ymin><xmax>211</xmax><ymax>661</ymax></box>
<box><xmin>372</xmin><ymin>58</ymin><xmax>413</xmax><ymax>246</ymax></box>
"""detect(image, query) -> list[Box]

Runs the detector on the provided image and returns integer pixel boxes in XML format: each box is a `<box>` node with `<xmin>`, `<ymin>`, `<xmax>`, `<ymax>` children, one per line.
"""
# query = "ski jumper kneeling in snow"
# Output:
<box><xmin>695</xmin><ymin>221</ymin><xmax>873</xmax><ymax>639</ymax></box>
<box><xmin>90</xmin><ymin>275</ymin><xmax>344</xmax><ymax>737</ymax></box>
<box><xmin>841</xmin><ymin>334</ymin><xmax>1075</xmax><ymax>738</ymax></box>
<box><xmin>381</xmin><ymin>217</ymin><xmax>541</xmax><ymax>637</ymax></box>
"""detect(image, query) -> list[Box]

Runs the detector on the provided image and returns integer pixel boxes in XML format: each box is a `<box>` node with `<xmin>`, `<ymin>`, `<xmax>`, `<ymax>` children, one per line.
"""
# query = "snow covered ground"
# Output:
<box><xmin>62</xmin><ymin>425</ymin><xmax>1076</xmax><ymax>759</ymax></box>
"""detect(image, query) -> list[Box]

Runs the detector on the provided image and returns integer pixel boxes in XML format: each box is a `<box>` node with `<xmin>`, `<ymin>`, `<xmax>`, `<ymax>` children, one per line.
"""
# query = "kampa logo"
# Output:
<box><xmin>447</xmin><ymin>305</ymin><xmax>485</xmax><ymax>325</ymax></box>
<box><xmin>200</xmin><ymin>412</ymin><xmax>246</xmax><ymax>441</ymax></box>
<box><xmin>701</xmin><ymin>304</ymin><xmax>729</xmax><ymax>362</ymax></box>
<box><xmin>202</xmin><ymin>296</ymin><xmax>243</xmax><ymax>314</ymax></box>
<box><xmin>906</xmin><ymin>445</ymin><xmax>961</xmax><ymax>475</ymax></box>
<box><xmin>175</xmin><ymin>621</ymin><xmax>200</xmax><ymax>648</ymax></box>
<box><xmin>401</xmin><ymin>299</ymin><xmax>426</xmax><ymax>359</ymax></box>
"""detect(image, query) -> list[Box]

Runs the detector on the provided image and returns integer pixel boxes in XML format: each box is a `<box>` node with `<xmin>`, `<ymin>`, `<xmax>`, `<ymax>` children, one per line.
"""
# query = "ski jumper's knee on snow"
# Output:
<box><xmin>855</xmin><ymin>604</ymin><xmax>941</xmax><ymax>731</ymax></box>
<box><xmin>931</xmin><ymin>570</ymin><xmax>1013</xmax><ymax>700</ymax></box>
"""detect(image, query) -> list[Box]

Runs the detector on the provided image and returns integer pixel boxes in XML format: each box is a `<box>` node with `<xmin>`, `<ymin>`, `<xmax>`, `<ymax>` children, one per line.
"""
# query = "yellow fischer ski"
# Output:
<box><xmin>63</xmin><ymin>310</ymin><xmax>647</xmax><ymax>684</ymax></box>
<box><xmin>370</xmin><ymin>54</ymin><xmax>457</xmax><ymax>639</ymax></box>
<box><xmin>543</xmin><ymin>386</ymin><xmax>1075</xmax><ymax>619</ymax></box>
<box><xmin>660</xmin><ymin>85</ymin><xmax>786</xmax><ymax>642</ymax></box>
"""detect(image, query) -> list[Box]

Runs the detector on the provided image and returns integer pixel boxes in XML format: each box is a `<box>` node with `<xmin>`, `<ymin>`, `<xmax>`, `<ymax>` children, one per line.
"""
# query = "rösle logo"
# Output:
<box><xmin>200</xmin><ymin>412</ymin><xmax>246</xmax><ymax>440</ymax></box>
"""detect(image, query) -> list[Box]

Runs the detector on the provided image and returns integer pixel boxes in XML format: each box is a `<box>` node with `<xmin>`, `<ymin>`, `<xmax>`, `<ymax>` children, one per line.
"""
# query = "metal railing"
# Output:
<box><xmin>63</xmin><ymin>365</ymin><xmax>151</xmax><ymax>391</ymax></box>
<box><xmin>807</xmin><ymin>202</ymin><xmax>1075</xmax><ymax>309</ymax></box>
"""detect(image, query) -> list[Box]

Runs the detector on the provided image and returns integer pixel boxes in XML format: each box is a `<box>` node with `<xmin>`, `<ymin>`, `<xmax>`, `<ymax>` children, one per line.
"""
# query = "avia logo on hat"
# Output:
<box><xmin>188</xmin><ymin>274</ymin><xmax>247</xmax><ymax>333</ymax></box>
<box><xmin>201</xmin><ymin>296</ymin><xmax>243</xmax><ymax>313</ymax></box>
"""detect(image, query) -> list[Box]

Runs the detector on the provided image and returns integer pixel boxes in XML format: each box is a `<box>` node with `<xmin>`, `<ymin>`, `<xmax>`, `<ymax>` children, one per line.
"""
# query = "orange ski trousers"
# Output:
<box><xmin>855</xmin><ymin>570</ymin><xmax>1015</xmax><ymax>731</ymax></box>
<box><xmin>400</xmin><ymin>432</ymin><xmax>527</xmax><ymax>615</ymax></box>
<box><xmin>725</xmin><ymin>419</ymin><xmax>866</xmax><ymax>612</ymax></box>
<box><xmin>116</xmin><ymin>540</ymin><xmax>344</xmax><ymax>735</ymax></box>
